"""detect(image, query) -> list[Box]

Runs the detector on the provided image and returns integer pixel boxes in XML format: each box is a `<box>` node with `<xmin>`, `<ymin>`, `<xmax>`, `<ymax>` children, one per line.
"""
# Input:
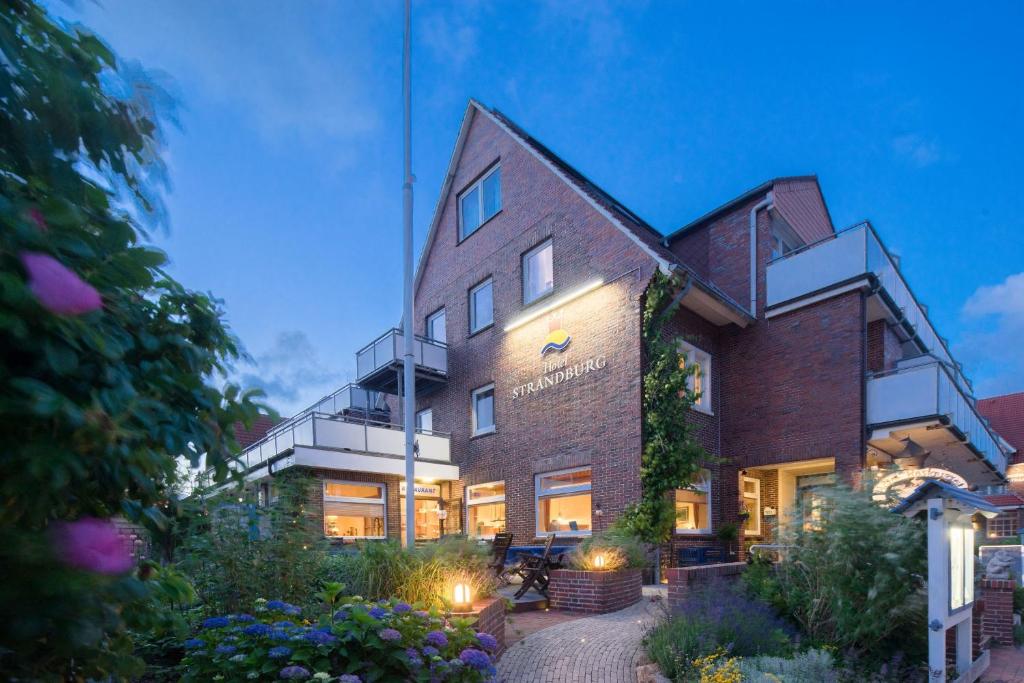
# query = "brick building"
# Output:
<box><xmin>221</xmin><ymin>100</ymin><xmax>1012</xmax><ymax>565</ymax></box>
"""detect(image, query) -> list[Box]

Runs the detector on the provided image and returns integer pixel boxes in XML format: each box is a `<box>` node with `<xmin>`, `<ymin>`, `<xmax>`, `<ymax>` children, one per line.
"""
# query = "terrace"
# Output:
<box><xmin>355</xmin><ymin>328</ymin><xmax>448</xmax><ymax>397</ymax></box>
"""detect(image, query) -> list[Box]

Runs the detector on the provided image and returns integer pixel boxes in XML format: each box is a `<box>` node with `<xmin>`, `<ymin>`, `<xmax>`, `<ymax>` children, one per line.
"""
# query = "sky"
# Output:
<box><xmin>57</xmin><ymin>0</ymin><xmax>1024</xmax><ymax>416</ymax></box>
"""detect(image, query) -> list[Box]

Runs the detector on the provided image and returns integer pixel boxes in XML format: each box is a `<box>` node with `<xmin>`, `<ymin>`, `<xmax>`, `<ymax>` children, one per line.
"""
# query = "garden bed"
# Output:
<box><xmin>452</xmin><ymin>595</ymin><xmax>506</xmax><ymax>655</ymax></box>
<box><xmin>548</xmin><ymin>568</ymin><xmax>642</xmax><ymax>614</ymax></box>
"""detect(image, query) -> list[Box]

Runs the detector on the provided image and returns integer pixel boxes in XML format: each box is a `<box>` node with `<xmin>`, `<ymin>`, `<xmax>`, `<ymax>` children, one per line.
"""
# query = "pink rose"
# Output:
<box><xmin>19</xmin><ymin>251</ymin><xmax>102</xmax><ymax>315</ymax></box>
<box><xmin>51</xmin><ymin>517</ymin><xmax>133</xmax><ymax>575</ymax></box>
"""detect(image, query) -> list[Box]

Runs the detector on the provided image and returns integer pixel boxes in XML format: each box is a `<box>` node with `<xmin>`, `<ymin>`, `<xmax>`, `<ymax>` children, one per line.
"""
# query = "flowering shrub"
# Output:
<box><xmin>180</xmin><ymin>597</ymin><xmax>499</xmax><ymax>682</ymax></box>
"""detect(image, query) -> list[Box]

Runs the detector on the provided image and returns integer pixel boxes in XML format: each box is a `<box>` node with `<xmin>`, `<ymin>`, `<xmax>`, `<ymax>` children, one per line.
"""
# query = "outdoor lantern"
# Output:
<box><xmin>593</xmin><ymin>553</ymin><xmax>607</xmax><ymax>569</ymax></box>
<box><xmin>453</xmin><ymin>582</ymin><xmax>472</xmax><ymax>610</ymax></box>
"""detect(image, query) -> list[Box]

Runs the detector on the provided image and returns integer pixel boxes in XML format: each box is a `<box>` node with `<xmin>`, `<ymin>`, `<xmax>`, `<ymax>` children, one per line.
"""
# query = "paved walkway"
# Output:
<box><xmin>983</xmin><ymin>646</ymin><xmax>1024</xmax><ymax>682</ymax></box>
<box><xmin>497</xmin><ymin>588</ymin><xmax>665</xmax><ymax>682</ymax></box>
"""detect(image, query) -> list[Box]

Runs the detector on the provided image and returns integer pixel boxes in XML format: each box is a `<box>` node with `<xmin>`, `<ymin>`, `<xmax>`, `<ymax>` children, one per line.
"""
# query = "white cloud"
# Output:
<box><xmin>239</xmin><ymin>330</ymin><xmax>346</xmax><ymax>416</ymax></box>
<box><xmin>891</xmin><ymin>133</ymin><xmax>942</xmax><ymax>168</ymax></box>
<box><xmin>419</xmin><ymin>9</ymin><xmax>479</xmax><ymax>71</ymax></box>
<box><xmin>956</xmin><ymin>272</ymin><xmax>1024</xmax><ymax>397</ymax></box>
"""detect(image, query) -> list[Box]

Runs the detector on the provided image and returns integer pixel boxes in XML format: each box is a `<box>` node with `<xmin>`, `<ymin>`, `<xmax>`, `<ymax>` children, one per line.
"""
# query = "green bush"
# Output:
<box><xmin>738</xmin><ymin>649</ymin><xmax>839</xmax><ymax>682</ymax></box>
<box><xmin>742</xmin><ymin>485</ymin><xmax>927</xmax><ymax>666</ymax></box>
<box><xmin>324</xmin><ymin>536</ymin><xmax>495</xmax><ymax>609</ymax></box>
<box><xmin>569</xmin><ymin>529</ymin><xmax>649</xmax><ymax>570</ymax></box>
<box><xmin>1014</xmin><ymin>585</ymin><xmax>1024</xmax><ymax>613</ymax></box>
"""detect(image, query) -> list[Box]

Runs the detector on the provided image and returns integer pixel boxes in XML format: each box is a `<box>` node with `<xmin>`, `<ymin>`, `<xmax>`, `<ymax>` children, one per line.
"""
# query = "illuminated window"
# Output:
<box><xmin>467</xmin><ymin>481</ymin><xmax>505</xmax><ymax>539</ymax></box>
<box><xmin>950</xmin><ymin>521</ymin><xmax>975</xmax><ymax>611</ymax></box>
<box><xmin>675</xmin><ymin>471</ymin><xmax>711</xmax><ymax>534</ymax></box>
<box><xmin>797</xmin><ymin>473</ymin><xmax>835</xmax><ymax>531</ymax></box>
<box><xmin>323</xmin><ymin>480</ymin><xmax>386</xmax><ymax>539</ymax></box>
<box><xmin>742</xmin><ymin>476</ymin><xmax>761</xmax><ymax>535</ymax></box>
<box><xmin>459</xmin><ymin>165</ymin><xmax>501</xmax><ymax>240</ymax></box>
<box><xmin>471</xmin><ymin>384</ymin><xmax>495</xmax><ymax>435</ymax></box>
<box><xmin>469</xmin><ymin>278</ymin><xmax>494</xmax><ymax>333</ymax></box>
<box><xmin>987</xmin><ymin>512</ymin><xmax>1018</xmax><ymax>538</ymax></box>
<box><xmin>522</xmin><ymin>239</ymin><xmax>554</xmax><ymax>304</ymax></box>
<box><xmin>678</xmin><ymin>341</ymin><xmax>712</xmax><ymax>414</ymax></box>
<box><xmin>426</xmin><ymin>308</ymin><xmax>446</xmax><ymax>344</ymax></box>
<box><xmin>536</xmin><ymin>467</ymin><xmax>591</xmax><ymax>536</ymax></box>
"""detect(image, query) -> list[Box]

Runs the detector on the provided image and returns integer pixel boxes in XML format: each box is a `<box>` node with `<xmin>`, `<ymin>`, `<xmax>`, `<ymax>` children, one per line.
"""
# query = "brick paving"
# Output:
<box><xmin>497</xmin><ymin>588</ymin><xmax>665</xmax><ymax>682</ymax></box>
<box><xmin>984</xmin><ymin>646</ymin><xmax>1024</xmax><ymax>682</ymax></box>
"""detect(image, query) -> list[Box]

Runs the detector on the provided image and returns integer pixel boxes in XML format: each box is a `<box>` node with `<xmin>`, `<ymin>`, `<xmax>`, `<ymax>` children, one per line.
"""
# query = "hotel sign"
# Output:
<box><xmin>872</xmin><ymin>467</ymin><xmax>969</xmax><ymax>502</ymax></box>
<box><xmin>511</xmin><ymin>319</ymin><xmax>608</xmax><ymax>400</ymax></box>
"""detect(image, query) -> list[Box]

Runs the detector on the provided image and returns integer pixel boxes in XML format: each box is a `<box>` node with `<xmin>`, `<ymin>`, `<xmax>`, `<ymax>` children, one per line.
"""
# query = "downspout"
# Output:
<box><xmin>749</xmin><ymin>192</ymin><xmax>774</xmax><ymax>317</ymax></box>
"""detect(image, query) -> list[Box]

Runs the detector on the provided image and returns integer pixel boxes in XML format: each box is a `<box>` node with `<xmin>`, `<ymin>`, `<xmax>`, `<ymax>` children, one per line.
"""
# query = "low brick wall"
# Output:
<box><xmin>453</xmin><ymin>596</ymin><xmax>506</xmax><ymax>655</ymax></box>
<box><xmin>666</xmin><ymin>562</ymin><xmax>746</xmax><ymax>610</ymax></box>
<box><xmin>980</xmin><ymin>579</ymin><xmax>1015</xmax><ymax>646</ymax></box>
<box><xmin>548</xmin><ymin>568</ymin><xmax>643</xmax><ymax>614</ymax></box>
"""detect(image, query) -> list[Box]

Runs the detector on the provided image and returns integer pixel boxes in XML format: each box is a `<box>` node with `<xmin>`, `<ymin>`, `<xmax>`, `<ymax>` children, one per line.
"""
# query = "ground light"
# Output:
<box><xmin>593</xmin><ymin>553</ymin><xmax>607</xmax><ymax>569</ymax></box>
<box><xmin>453</xmin><ymin>582</ymin><xmax>472</xmax><ymax>611</ymax></box>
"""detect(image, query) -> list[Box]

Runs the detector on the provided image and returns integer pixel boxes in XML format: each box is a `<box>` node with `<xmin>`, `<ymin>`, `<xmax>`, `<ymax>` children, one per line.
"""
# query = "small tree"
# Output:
<box><xmin>0</xmin><ymin>2</ymin><xmax>265</xmax><ymax>677</ymax></box>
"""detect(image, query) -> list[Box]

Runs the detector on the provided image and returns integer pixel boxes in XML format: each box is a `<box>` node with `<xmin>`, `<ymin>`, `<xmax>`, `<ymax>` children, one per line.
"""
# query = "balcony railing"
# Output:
<box><xmin>767</xmin><ymin>222</ymin><xmax>971</xmax><ymax>394</ymax></box>
<box><xmin>306</xmin><ymin>383</ymin><xmax>388</xmax><ymax>416</ymax></box>
<box><xmin>355</xmin><ymin>328</ymin><xmax>448</xmax><ymax>395</ymax></box>
<box><xmin>231</xmin><ymin>412</ymin><xmax>451</xmax><ymax>473</ymax></box>
<box><xmin>866</xmin><ymin>361</ymin><xmax>1007</xmax><ymax>475</ymax></box>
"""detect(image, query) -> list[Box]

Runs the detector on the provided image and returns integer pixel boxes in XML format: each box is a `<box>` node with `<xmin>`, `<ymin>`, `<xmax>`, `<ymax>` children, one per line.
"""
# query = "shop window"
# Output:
<box><xmin>742</xmin><ymin>476</ymin><xmax>761</xmax><ymax>535</ymax></box>
<box><xmin>469</xmin><ymin>278</ymin><xmax>494</xmax><ymax>333</ymax></box>
<box><xmin>678</xmin><ymin>340</ymin><xmax>712</xmax><ymax>414</ymax></box>
<box><xmin>536</xmin><ymin>467</ymin><xmax>591</xmax><ymax>536</ymax></box>
<box><xmin>471</xmin><ymin>384</ymin><xmax>495</xmax><ymax>435</ymax></box>
<box><xmin>459</xmin><ymin>165</ymin><xmax>501</xmax><ymax>240</ymax></box>
<box><xmin>467</xmin><ymin>481</ymin><xmax>506</xmax><ymax>539</ymax></box>
<box><xmin>522</xmin><ymin>239</ymin><xmax>554</xmax><ymax>304</ymax></box>
<box><xmin>675</xmin><ymin>471</ymin><xmax>711</xmax><ymax>534</ymax></box>
<box><xmin>323</xmin><ymin>480</ymin><xmax>386</xmax><ymax>539</ymax></box>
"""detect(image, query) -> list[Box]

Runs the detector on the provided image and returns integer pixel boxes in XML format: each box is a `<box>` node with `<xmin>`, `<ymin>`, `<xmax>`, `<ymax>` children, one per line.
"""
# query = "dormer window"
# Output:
<box><xmin>459</xmin><ymin>165</ymin><xmax>501</xmax><ymax>240</ymax></box>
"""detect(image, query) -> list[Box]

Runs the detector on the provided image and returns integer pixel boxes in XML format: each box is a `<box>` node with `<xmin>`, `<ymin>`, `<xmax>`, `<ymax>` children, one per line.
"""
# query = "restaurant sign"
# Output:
<box><xmin>872</xmin><ymin>467</ymin><xmax>969</xmax><ymax>502</ymax></box>
<box><xmin>400</xmin><ymin>482</ymin><xmax>441</xmax><ymax>498</ymax></box>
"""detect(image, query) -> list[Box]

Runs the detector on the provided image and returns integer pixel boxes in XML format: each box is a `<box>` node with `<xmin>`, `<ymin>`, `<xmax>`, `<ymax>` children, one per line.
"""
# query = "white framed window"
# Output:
<box><xmin>459</xmin><ymin>165</ymin><xmax>501</xmax><ymax>240</ymax></box>
<box><xmin>742</xmin><ymin>476</ymin><xmax>761</xmax><ymax>535</ymax></box>
<box><xmin>536</xmin><ymin>466</ymin><xmax>591</xmax><ymax>536</ymax></box>
<box><xmin>522</xmin><ymin>239</ymin><xmax>554</xmax><ymax>304</ymax></box>
<box><xmin>471</xmin><ymin>383</ymin><xmax>495</xmax><ymax>436</ymax></box>
<box><xmin>323</xmin><ymin>480</ymin><xmax>386</xmax><ymax>539</ymax></box>
<box><xmin>466</xmin><ymin>481</ymin><xmax>506</xmax><ymax>539</ymax></box>
<box><xmin>675</xmin><ymin>470</ymin><xmax>711</xmax><ymax>534</ymax></box>
<box><xmin>469</xmin><ymin>278</ymin><xmax>494</xmax><ymax>333</ymax></box>
<box><xmin>678</xmin><ymin>340</ymin><xmax>712</xmax><ymax>414</ymax></box>
<box><xmin>415</xmin><ymin>408</ymin><xmax>433</xmax><ymax>433</ymax></box>
<box><xmin>426</xmin><ymin>308</ymin><xmax>446</xmax><ymax>343</ymax></box>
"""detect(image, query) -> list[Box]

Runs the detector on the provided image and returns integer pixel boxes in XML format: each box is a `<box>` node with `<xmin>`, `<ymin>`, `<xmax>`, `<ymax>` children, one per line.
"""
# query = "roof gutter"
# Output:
<box><xmin>749</xmin><ymin>192</ymin><xmax>774</xmax><ymax>317</ymax></box>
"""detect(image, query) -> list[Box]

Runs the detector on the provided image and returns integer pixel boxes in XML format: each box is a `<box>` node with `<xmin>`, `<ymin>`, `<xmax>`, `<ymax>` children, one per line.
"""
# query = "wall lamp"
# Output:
<box><xmin>503</xmin><ymin>279</ymin><xmax>605</xmax><ymax>332</ymax></box>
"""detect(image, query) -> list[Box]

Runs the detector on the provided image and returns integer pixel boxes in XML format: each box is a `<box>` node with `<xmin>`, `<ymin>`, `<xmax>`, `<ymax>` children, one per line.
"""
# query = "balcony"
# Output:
<box><xmin>867</xmin><ymin>361</ymin><xmax>1007</xmax><ymax>483</ymax></box>
<box><xmin>228</xmin><ymin>412</ymin><xmax>456</xmax><ymax>482</ymax></box>
<box><xmin>355</xmin><ymin>328</ymin><xmax>448</xmax><ymax>396</ymax></box>
<box><xmin>766</xmin><ymin>222</ymin><xmax>971</xmax><ymax>393</ymax></box>
<box><xmin>308</xmin><ymin>383</ymin><xmax>389</xmax><ymax>419</ymax></box>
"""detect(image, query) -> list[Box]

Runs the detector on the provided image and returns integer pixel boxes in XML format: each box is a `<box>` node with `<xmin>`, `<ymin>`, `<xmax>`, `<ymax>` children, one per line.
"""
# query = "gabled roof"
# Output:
<box><xmin>892</xmin><ymin>480</ymin><xmax>1001</xmax><ymax>517</ymax></box>
<box><xmin>984</xmin><ymin>493</ymin><xmax>1024</xmax><ymax>509</ymax></box>
<box><xmin>978</xmin><ymin>392</ymin><xmax>1024</xmax><ymax>459</ymax></box>
<box><xmin>412</xmin><ymin>100</ymin><xmax>753</xmax><ymax>327</ymax></box>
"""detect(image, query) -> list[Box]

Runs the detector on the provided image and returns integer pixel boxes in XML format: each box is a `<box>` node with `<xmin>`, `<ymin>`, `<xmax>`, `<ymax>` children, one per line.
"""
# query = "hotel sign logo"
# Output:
<box><xmin>512</xmin><ymin>315</ymin><xmax>607</xmax><ymax>400</ymax></box>
<box><xmin>540</xmin><ymin>316</ymin><xmax>571</xmax><ymax>355</ymax></box>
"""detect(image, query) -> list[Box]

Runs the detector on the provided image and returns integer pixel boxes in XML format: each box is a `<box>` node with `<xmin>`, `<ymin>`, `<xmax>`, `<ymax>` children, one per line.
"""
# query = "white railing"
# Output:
<box><xmin>767</xmin><ymin>222</ymin><xmax>971</xmax><ymax>394</ymax></box>
<box><xmin>355</xmin><ymin>328</ymin><xmax>448</xmax><ymax>381</ymax></box>
<box><xmin>867</xmin><ymin>362</ymin><xmax>1007</xmax><ymax>475</ymax></box>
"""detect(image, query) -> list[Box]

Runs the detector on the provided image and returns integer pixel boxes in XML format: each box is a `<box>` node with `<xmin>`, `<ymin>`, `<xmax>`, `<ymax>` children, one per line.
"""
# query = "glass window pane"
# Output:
<box><xmin>675</xmin><ymin>489</ymin><xmax>710</xmax><ymax>531</ymax></box>
<box><xmin>523</xmin><ymin>241</ymin><xmax>553</xmax><ymax>303</ymax></box>
<box><xmin>469</xmin><ymin>482</ymin><xmax>505</xmax><ymax>500</ymax></box>
<box><xmin>324</xmin><ymin>501</ymin><xmax>385</xmax><ymax>538</ymax></box>
<box><xmin>471</xmin><ymin>280</ymin><xmax>493</xmax><ymax>332</ymax></box>
<box><xmin>540</xmin><ymin>468</ymin><xmax>591</xmax><ymax>492</ymax></box>
<box><xmin>468</xmin><ymin>502</ymin><xmax>505</xmax><ymax>538</ymax></box>
<box><xmin>538</xmin><ymin>493</ymin><xmax>591</xmax><ymax>533</ymax></box>
<box><xmin>461</xmin><ymin>187</ymin><xmax>481</xmax><ymax>238</ymax></box>
<box><xmin>415</xmin><ymin>409</ymin><xmax>432</xmax><ymax>432</ymax></box>
<box><xmin>473</xmin><ymin>386</ymin><xmax>494</xmax><ymax>432</ymax></box>
<box><xmin>427</xmin><ymin>310</ymin><xmax>446</xmax><ymax>343</ymax></box>
<box><xmin>482</xmin><ymin>168</ymin><xmax>501</xmax><ymax>220</ymax></box>
<box><xmin>325</xmin><ymin>482</ymin><xmax>383</xmax><ymax>499</ymax></box>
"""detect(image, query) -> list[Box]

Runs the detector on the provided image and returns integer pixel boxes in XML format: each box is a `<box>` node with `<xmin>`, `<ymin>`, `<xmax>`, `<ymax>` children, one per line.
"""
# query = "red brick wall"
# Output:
<box><xmin>548</xmin><ymin>568</ymin><xmax>643</xmax><ymax>613</ymax></box>
<box><xmin>866</xmin><ymin>319</ymin><xmax>903</xmax><ymax>373</ymax></box>
<box><xmin>665</xmin><ymin>562</ymin><xmax>746</xmax><ymax>610</ymax></box>
<box><xmin>411</xmin><ymin>111</ymin><xmax>656</xmax><ymax>544</ymax></box>
<box><xmin>453</xmin><ymin>596</ymin><xmax>506</xmax><ymax>655</ymax></box>
<box><xmin>303</xmin><ymin>468</ymin><xmax>403</xmax><ymax>542</ymax></box>
<box><xmin>980</xmin><ymin>579</ymin><xmax>1015</xmax><ymax>646</ymax></box>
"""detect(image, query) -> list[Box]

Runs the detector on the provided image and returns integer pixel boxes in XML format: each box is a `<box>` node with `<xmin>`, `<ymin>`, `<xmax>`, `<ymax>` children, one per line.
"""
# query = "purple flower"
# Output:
<box><xmin>183</xmin><ymin>638</ymin><xmax>205</xmax><ymax>649</ymax></box>
<box><xmin>406</xmin><ymin>647</ymin><xmax>424</xmax><ymax>667</ymax></box>
<box><xmin>202</xmin><ymin>616</ymin><xmax>231</xmax><ymax>629</ymax></box>
<box><xmin>233</xmin><ymin>614</ymin><xmax>256</xmax><ymax>623</ymax></box>
<box><xmin>51</xmin><ymin>518</ymin><xmax>132</xmax><ymax>575</ymax></box>
<box><xmin>273</xmin><ymin>621</ymin><xmax>295</xmax><ymax>629</ymax></box>
<box><xmin>214</xmin><ymin>644</ymin><xmax>237</xmax><ymax>655</ymax></box>
<box><xmin>379</xmin><ymin>627</ymin><xmax>402</xmax><ymax>642</ymax></box>
<box><xmin>270</xmin><ymin>629</ymin><xmax>290</xmax><ymax>641</ymax></box>
<box><xmin>268</xmin><ymin>646</ymin><xmax>292</xmax><ymax>659</ymax></box>
<box><xmin>393</xmin><ymin>602</ymin><xmax>412</xmax><ymax>613</ymax></box>
<box><xmin>424</xmin><ymin>630</ymin><xmax>448</xmax><ymax>648</ymax></box>
<box><xmin>333</xmin><ymin>609</ymin><xmax>350</xmax><ymax>621</ymax></box>
<box><xmin>459</xmin><ymin>648</ymin><xmax>492</xmax><ymax>670</ymax></box>
<box><xmin>476</xmin><ymin>632</ymin><xmax>499</xmax><ymax>652</ymax></box>
<box><xmin>266</xmin><ymin>600</ymin><xmax>287</xmax><ymax>610</ymax></box>
<box><xmin>368</xmin><ymin>606</ymin><xmax>388</xmax><ymax>619</ymax></box>
<box><xmin>283</xmin><ymin>604</ymin><xmax>302</xmax><ymax>616</ymax></box>
<box><xmin>243</xmin><ymin>623</ymin><xmax>273</xmax><ymax>637</ymax></box>
<box><xmin>304</xmin><ymin>630</ymin><xmax>337</xmax><ymax>645</ymax></box>
<box><xmin>338</xmin><ymin>676</ymin><xmax>362</xmax><ymax>683</ymax></box>
<box><xmin>422</xmin><ymin>645</ymin><xmax>439</xmax><ymax>658</ymax></box>
<box><xmin>280</xmin><ymin>665</ymin><xmax>310</xmax><ymax>679</ymax></box>
<box><xmin>20</xmin><ymin>252</ymin><xmax>102</xmax><ymax>316</ymax></box>
<box><xmin>413</xmin><ymin>610</ymin><xmax>430</xmax><ymax>619</ymax></box>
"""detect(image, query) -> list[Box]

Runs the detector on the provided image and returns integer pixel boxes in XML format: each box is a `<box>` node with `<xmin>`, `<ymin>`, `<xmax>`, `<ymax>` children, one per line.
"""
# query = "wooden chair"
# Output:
<box><xmin>513</xmin><ymin>534</ymin><xmax>563</xmax><ymax>599</ymax></box>
<box><xmin>488</xmin><ymin>532</ymin><xmax>514</xmax><ymax>584</ymax></box>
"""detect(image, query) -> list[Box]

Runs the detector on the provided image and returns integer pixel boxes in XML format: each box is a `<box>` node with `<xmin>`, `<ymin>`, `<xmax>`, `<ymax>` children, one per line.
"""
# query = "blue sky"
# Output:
<box><xmin>61</xmin><ymin>1</ymin><xmax>1024</xmax><ymax>415</ymax></box>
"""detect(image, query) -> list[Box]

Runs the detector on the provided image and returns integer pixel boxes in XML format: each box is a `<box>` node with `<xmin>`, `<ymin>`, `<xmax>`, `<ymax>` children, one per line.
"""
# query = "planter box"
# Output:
<box><xmin>451</xmin><ymin>595</ymin><xmax>506</xmax><ymax>655</ymax></box>
<box><xmin>548</xmin><ymin>568</ymin><xmax>643</xmax><ymax>614</ymax></box>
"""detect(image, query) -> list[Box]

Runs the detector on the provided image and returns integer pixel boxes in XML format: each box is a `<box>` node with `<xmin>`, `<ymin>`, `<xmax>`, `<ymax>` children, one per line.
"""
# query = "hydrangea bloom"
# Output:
<box><xmin>422</xmin><ymin>645</ymin><xmax>439</xmax><ymax>658</ymax></box>
<box><xmin>19</xmin><ymin>252</ymin><xmax>102</xmax><ymax>316</ymax></box>
<box><xmin>338</xmin><ymin>675</ymin><xmax>362</xmax><ymax>683</ymax></box>
<box><xmin>203</xmin><ymin>616</ymin><xmax>231</xmax><ymax>629</ymax></box>
<box><xmin>332</xmin><ymin>609</ymin><xmax>349</xmax><ymax>622</ymax></box>
<box><xmin>303</xmin><ymin>630</ymin><xmax>337</xmax><ymax>645</ymax></box>
<box><xmin>413</xmin><ymin>610</ymin><xmax>430</xmax><ymax>619</ymax></box>
<box><xmin>183</xmin><ymin>638</ymin><xmax>205</xmax><ymax>649</ymax></box>
<box><xmin>51</xmin><ymin>518</ymin><xmax>132</xmax><ymax>575</ymax></box>
<box><xmin>273</xmin><ymin>621</ymin><xmax>295</xmax><ymax>629</ymax></box>
<box><xmin>243</xmin><ymin>624</ymin><xmax>273</xmax><ymax>637</ymax></box>
<box><xmin>233</xmin><ymin>614</ymin><xmax>257</xmax><ymax>623</ymax></box>
<box><xmin>459</xmin><ymin>648</ymin><xmax>491</xmax><ymax>670</ymax></box>
<box><xmin>214</xmin><ymin>644</ymin><xmax>237</xmax><ymax>655</ymax></box>
<box><xmin>405</xmin><ymin>647</ymin><xmax>423</xmax><ymax>668</ymax></box>
<box><xmin>379</xmin><ymin>628</ymin><xmax>402</xmax><ymax>642</ymax></box>
<box><xmin>279</xmin><ymin>665</ymin><xmax>310</xmax><ymax>679</ymax></box>
<box><xmin>230</xmin><ymin>654</ymin><xmax>246</xmax><ymax>663</ymax></box>
<box><xmin>424</xmin><ymin>630</ymin><xmax>448</xmax><ymax>648</ymax></box>
<box><xmin>266</xmin><ymin>600</ymin><xmax>287</xmax><ymax>610</ymax></box>
<box><xmin>270</xmin><ymin>629</ymin><xmax>290</xmax><ymax>641</ymax></box>
<box><xmin>268</xmin><ymin>646</ymin><xmax>292</xmax><ymax>659</ymax></box>
<box><xmin>393</xmin><ymin>602</ymin><xmax>412</xmax><ymax>613</ymax></box>
<box><xmin>283</xmin><ymin>604</ymin><xmax>302</xmax><ymax>616</ymax></box>
<box><xmin>477</xmin><ymin>632</ymin><xmax>499</xmax><ymax>652</ymax></box>
<box><xmin>368</xmin><ymin>606</ymin><xmax>388</xmax><ymax>619</ymax></box>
